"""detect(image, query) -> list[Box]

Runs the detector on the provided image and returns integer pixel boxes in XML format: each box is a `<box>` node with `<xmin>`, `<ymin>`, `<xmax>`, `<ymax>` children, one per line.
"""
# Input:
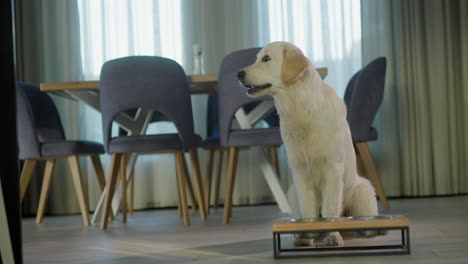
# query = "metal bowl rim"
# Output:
<box><xmin>288</xmin><ymin>217</ymin><xmax>336</xmax><ymax>223</ymax></box>
<box><xmin>347</xmin><ymin>215</ymin><xmax>396</xmax><ymax>220</ymax></box>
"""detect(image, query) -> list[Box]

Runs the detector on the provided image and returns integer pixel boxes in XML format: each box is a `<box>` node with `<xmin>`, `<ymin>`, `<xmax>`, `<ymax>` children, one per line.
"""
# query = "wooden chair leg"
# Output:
<box><xmin>223</xmin><ymin>147</ymin><xmax>239</xmax><ymax>224</ymax></box>
<box><xmin>204</xmin><ymin>149</ymin><xmax>215</xmax><ymax>214</ymax></box>
<box><xmin>129</xmin><ymin>170</ymin><xmax>134</xmax><ymax>214</ymax></box>
<box><xmin>269</xmin><ymin>146</ymin><xmax>280</xmax><ymax>176</ymax></box>
<box><xmin>68</xmin><ymin>155</ymin><xmax>90</xmax><ymax>227</ymax></box>
<box><xmin>189</xmin><ymin>149</ymin><xmax>207</xmax><ymax>220</ymax></box>
<box><xmin>213</xmin><ymin>149</ymin><xmax>224</xmax><ymax>209</ymax></box>
<box><xmin>355</xmin><ymin>151</ymin><xmax>366</xmax><ymax>177</ymax></box>
<box><xmin>20</xmin><ymin>159</ymin><xmax>37</xmax><ymax>202</ymax></box>
<box><xmin>227</xmin><ymin>149</ymin><xmax>237</xmax><ymax>220</ymax></box>
<box><xmin>36</xmin><ymin>159</ymin><xmax>55</xmax><ymax>224</ymax></box>
<box><xmin>90</xmin><ymin>155</ymin><xmax>105</xmax><ymax>191</ymax></box>
<box><xmin>100</xmin><ymin>153</ymin><xmax>121</xmax><ymax>230</ymax></box>
<box><xmin>175</xmin><ymin>164</ymin><xmax>183</xmax><ymax>217</ymax></box>
<box><xmin>90</xmin><ymin>155</ymin><xmax>115</xmax><ymax>220</ymax></box>
<box><xmin>354</xmin><ymin>142</ymin><xmax>390</xmax><ymax>210</ymax></box>
<box><xmin>180</xmin><ymin>155</ymin><xmax>198</xmax><ymax>212</ymax></box>
<box><xmin>120</xmin><ymin>153</ymin><xmax>127</xmax><ymax>223</ymax></box>
<box><xmin>127</xmin><ymin>154</ymin><xmax>137</xmax><ymax>215</ymax></box>
<box><xmin>176</xmin><ymin>151</ymin><xmax>190</xmax><ymax>226</ymax></box>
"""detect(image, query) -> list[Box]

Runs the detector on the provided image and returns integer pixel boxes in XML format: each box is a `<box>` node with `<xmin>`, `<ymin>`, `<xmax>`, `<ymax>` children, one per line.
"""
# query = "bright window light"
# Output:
<box><xmin>77</xmin><ymin>0</ymin><xmax>182</xmax><ymax>80</ymax></box>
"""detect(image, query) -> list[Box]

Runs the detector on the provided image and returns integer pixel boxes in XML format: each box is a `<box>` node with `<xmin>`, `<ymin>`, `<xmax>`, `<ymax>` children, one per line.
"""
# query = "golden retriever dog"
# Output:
<box><xmin>238</xmin><ymin>41</ymin><xmax>378</xmax><ymax>247</ymax></box>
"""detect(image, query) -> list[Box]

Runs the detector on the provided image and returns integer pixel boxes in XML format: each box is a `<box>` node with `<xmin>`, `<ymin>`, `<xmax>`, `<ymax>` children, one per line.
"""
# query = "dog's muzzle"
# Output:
<box><xmin>243</xmin><ymin>83</ymin><xmax>272</xmax><ymax>95</ymax></box>
<box><xmin>237</xmin><ymin>70</ymin><xmax>272</xmax><ymax>95</ymax></box>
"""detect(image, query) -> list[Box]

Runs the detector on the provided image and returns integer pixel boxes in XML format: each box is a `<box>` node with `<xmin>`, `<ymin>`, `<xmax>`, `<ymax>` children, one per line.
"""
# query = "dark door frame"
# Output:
<box><xmin>1</xmin><ymin>0</ymin><xmax>22</xmax><ymax>263</ymax></box>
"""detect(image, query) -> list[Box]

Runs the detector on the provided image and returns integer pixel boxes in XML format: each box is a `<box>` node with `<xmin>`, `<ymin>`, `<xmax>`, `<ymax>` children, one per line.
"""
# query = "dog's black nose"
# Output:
<box><xmin>237</xmin><ymin>70</ymin><xmax>245</xmax><ymax>81</ymax></box>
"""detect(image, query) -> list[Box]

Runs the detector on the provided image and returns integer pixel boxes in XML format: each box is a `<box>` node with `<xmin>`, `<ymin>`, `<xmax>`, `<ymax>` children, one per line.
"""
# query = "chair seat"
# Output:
<box><xmin>108</xmin><ymin>134</ymin><xmax>202</xmax><ymax>153</ymax></box>
<box><xmin>228</xmin><ymin>128</ymin><xmax>283</xmax><ymax>147</ymax></box>
<box><xmin>203</xmin><ymin>136</ymin><xmax>221</xmax><ymax>149</ymax></box>
<box><xmin>352</xmin><ymin>127</ymin><xmax>377</xmax><ymax>142</ymax></box>
<box><xmin>41</xmin><ymin>140</ymin><xmax>104</xmax><ymax>158</ymax></box>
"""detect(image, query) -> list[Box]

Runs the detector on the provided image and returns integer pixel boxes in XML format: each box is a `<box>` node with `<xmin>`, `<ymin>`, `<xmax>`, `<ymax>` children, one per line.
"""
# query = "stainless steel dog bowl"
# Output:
<box><xmin>288</xmin><ymin>217</ymin><xmax>336</xmax><ymax>223</ymax></box>
<box><xmin>347</xmin><ymin>215</ymin><xmax>396</xmax><ymax>221</ymax></box>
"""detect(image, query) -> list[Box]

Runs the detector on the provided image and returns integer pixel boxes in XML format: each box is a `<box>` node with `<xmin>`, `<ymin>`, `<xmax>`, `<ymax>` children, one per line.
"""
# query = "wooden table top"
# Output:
<box><xmin>273</xmin><ymin>215</ymin><xmax>409</xmax><ymax>232</ymax></box>
<box><xmin>40</xmin><ymin>68</ymin><xmax>328</xmax><ymax>94</ymax></box>
<box><xmin>40</xmin><ymin>73</ymin><xmax>219</xmax><ymax>94</ymax></box>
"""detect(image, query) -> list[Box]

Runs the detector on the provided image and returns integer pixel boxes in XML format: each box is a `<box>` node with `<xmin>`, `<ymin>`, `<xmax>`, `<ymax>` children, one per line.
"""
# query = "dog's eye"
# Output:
<box><xmin>261</xmin><ymin>55</ymin><xmax>271</xmax><ymax>62</ymax></box>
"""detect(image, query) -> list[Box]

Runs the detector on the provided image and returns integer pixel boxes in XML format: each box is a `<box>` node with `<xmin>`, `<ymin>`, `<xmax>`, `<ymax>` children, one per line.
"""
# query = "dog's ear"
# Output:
<box><xmin>281</xmin><ymin>46</ymin><xmax>309</xmax><ymax>85</ymax></box>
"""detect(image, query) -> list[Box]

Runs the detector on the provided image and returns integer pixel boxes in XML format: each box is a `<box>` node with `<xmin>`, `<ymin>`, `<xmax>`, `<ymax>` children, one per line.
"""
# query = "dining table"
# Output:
<box><xmin>40</xmin><ymin>68</ymin><xmax>328</xmax><ymax>226</ymax></box>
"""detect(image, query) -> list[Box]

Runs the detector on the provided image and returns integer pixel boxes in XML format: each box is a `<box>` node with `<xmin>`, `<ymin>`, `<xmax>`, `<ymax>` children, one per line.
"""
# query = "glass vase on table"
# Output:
<box><xmin>192</xmin><ymin>43</ymin><xmax>204</xmax><ymax>75</ymax></box>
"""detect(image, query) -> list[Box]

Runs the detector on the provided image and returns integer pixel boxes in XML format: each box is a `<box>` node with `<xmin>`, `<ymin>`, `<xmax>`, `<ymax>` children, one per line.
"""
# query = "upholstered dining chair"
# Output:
<box><xmin>99</xmin><ymin>56</ymin><xmax>206</xmax><ymax>229</ymax></box>
<box><xmin>202</xmin><ymin>94</ymin><xmax>281</xmax><ymax>213</ymax></box>
<box><xmin>16</xmin><ymin>81</ymin><xmax>106</xmax><ymax>226</ymax></box>
<box><xmin>201</xmin><ymin>94</ymin><xmax>224</xmax><ymax>213</ymax></box>
<box><xmin>242</xmin><ymin>102</ymin><xmax>281</xmax><ymax>174</ymax></box>
<box><xmin>118</xmin><ymin>110</ymin><xmax>198</xmax><ymax>216</ymax></box>
<box><xmin>344</xmin><ymin>57</ymin><xmax>389</xmax><ymax>209</ymax></box>
<box><xmin>216</xmin><ymin>48</ymin><xmax>285</xmax><ymax>224</ymax></box>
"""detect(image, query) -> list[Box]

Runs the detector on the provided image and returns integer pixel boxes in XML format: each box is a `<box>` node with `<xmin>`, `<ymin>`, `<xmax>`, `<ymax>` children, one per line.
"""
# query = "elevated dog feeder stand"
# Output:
<box><xmin>273</xmin><ymin>215</ymin><xmax>410</xmax><ymax>258</ymax></box>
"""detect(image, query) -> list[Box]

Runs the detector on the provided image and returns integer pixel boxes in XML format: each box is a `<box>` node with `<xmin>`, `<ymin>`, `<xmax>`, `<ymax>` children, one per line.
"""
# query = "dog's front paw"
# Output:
<box><xmin>321</xmin><ymin>232</ymin><xmax>344</xmax><ymax>247</ymax></box>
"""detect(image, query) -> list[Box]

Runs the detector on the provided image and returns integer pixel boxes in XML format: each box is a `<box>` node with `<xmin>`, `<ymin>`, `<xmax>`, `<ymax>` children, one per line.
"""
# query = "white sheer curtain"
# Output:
<box><xmin>266</xmin><ymin>0</ymin><xmax>362</xmax><ymax>97</ymax></box>
<box><xmin>78</xmin><ymin>0</ymin><xmax>183</xmax><ymax>80</ymax></box>
<box><xmin>361</xmin><ymin>0</ymin><xmax>468</xmax><ymax>197</ymax></box>
<box><xmin>76</xmin><ymin>0</ymin><xmax>362</xmax><ymax>211</ymax></box>
<box><xmin>77</xmin><ymin>0</ymin><xmax>187</xmax><ymax>209</ymax></box>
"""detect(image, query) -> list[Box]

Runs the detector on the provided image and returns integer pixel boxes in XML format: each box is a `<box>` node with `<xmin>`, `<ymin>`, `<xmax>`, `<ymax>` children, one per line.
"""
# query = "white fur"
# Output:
<box><xmin>241</xmin><ymin>42</ymin><xmax>378</xmax><ymax>246</ymax></box>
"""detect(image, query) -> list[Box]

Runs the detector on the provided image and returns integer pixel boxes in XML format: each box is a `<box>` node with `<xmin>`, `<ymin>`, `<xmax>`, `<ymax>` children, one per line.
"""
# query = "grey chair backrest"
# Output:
<box><xmin>344</xmin><ymin>57</ymin><xmax>387</xmax><ymax>142</ymax></box>
<box><xmin>218</xmin><ymin>47</ymin><xmax>268</xmax><ymax>147</ymax></box>
<box><xmin>16</xmin><ymin>81</ymin><xmax>66</xmax><ymax>159</ymax></box>
<box><xmin>343</xmin><ymin>70</ymin><xmax>361</xmax><ymax>106</ymax></box>
<box><xmin>99</xmin><ymin>56</ymin><xmax>198</xmax><ymax>151</ymax></box>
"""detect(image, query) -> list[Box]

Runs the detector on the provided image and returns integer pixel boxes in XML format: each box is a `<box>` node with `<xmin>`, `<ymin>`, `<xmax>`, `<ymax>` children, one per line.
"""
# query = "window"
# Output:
<box><xmin>78</xmin><ymin>0</ymin><xmax>182</xmax><ymax>80</ymax></box>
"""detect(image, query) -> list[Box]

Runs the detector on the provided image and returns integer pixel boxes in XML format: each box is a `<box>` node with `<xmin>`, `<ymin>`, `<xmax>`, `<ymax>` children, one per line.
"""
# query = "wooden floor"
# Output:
<box><xmin>22</xmin><ymin>195</ymin><xmax>468</xmax><ymax>264</ymax></box>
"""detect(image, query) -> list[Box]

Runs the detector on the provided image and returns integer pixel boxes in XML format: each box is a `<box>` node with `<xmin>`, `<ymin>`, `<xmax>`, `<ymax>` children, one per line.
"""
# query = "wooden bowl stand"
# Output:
<box><xmin>272</xmin><ymin>215</ymin><xmax>410</xmax><ymax>259</ymax></box>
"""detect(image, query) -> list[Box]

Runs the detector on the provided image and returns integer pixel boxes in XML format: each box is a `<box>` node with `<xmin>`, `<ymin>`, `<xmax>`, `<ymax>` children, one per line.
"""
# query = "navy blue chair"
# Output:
<box><xmin>16</xmin><ymin>81</ymin><xmax>105</xmax><ymax>226</ymax></box>
<box><xmin>117</xmin><ymin>109</ymin><xmax>199</xmax><ymax>214</ymax></box>
<box><xmin>202</xmin><ymin>93</ymin><xmax>281</xmax><ymax>213</ymax></box>
<box><xmin>201</xmin><ymin>94</ymin><xmax>223</xmax><ymax>213</ymax></box>
<box><xmin>98</xmin><ymin>56</ymin><xmax>206</xmax><ymax>229</ymax></box>
<box><xmin>118</xmin><ymin>109</ymin><xmax>199</xmax><ymax>216</ymax></box>
<box><xmin>216</xmin><ymin>48</ymin><xmax>284</xmax><ymax>224</ymax></box>
<box><xmin>344</xmin><ymin>57</ymin><xmax>389</xmax><ymax>209</ymax></box>
<box><xmin>242</xmin><ymin>102</ymin><xmax>281</xmax><ymax>174</ymax></box>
